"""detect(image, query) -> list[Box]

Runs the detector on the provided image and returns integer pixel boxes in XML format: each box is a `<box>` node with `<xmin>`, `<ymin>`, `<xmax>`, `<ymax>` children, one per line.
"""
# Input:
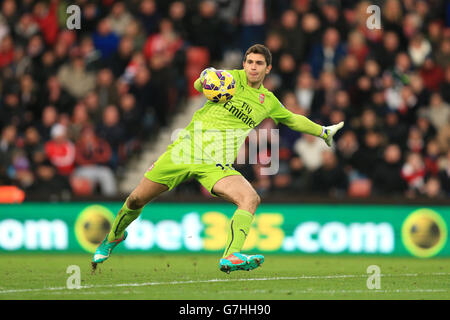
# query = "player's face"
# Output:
<box><xmin>243</xmin><ymin>53</ymin><xmax>272</xmax><ymax>88</ymax></box>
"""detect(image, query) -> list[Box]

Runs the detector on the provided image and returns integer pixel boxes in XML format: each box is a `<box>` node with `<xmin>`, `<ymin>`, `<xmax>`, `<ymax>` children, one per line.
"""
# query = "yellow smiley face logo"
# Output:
<box><xmin>75</xmin><ymin>205</ymin><xmax>115</xmax><ymax>253</ymax></box>
<box><xmin>402</xmin><ymin>208</ymin><xmax>447</xmax><ymax>258</ymax></box>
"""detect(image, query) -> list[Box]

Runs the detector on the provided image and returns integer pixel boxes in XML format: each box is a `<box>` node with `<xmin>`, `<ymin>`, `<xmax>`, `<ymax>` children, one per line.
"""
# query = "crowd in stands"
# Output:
<box><xmin>0</xmin><ymin>0</ymin><xmax>449</xmax><ymax>200</ymax></box>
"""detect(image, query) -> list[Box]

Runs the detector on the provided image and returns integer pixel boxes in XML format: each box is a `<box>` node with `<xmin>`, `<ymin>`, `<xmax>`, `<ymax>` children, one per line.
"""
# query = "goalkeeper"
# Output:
<box><xmin>92</xmin><ymin>44</ymin><xmax>344</xmax><ymax>273</ymax></box>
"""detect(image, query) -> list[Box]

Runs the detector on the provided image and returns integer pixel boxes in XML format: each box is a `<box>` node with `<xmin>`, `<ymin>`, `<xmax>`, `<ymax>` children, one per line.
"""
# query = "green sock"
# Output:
<box><xmin>107</xmin><ymin>198</ymin><xmax>143</xmax><ymax>242</ymax></box>
<box><xmin>223</xmin><ymin>209</ymin><xmax>254</xmax><ymax>258</ymax></box>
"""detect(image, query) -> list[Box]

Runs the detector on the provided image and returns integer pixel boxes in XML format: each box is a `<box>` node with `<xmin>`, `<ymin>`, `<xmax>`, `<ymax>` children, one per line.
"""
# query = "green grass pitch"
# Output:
<box><xmin>0</xmin><ymin>254</ymin><xmax>449</xmax><ymax>300</ymax></box>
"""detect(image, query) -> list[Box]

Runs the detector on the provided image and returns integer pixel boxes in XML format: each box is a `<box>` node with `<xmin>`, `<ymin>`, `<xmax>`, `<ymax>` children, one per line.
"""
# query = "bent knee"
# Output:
<box><xmin>127</xmin><ymin>193</ymin><xmax>146</xmax><ymax>210</ymax></box>
<box><xmin>238</xmin><ymin>191</ymin><xmax>261</xmax><ymax>212</ymax></box>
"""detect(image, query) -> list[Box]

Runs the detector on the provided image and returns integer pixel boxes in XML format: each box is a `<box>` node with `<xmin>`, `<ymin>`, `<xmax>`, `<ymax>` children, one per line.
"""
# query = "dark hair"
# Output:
<box><xmin>244</xmin><ymin>44</ymin><xmax>272</xmax><ymax>66</ymax></box>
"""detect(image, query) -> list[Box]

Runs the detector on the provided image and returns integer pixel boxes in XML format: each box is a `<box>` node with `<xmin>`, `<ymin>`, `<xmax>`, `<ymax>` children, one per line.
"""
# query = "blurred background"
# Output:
<box><xmin>0</xmin><ymin>0</ymin><xmax>449</xmax><ymax>204</ymax></box>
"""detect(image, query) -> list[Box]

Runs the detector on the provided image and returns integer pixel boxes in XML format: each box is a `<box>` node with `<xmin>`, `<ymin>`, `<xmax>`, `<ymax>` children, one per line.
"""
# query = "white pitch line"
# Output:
<box><xmin>218</xmin><ymin>288</ymin><xmax>449</xmax><ymax>295</ymax></box>
<box><xmin>0</xmin><ymin>272</ymin><xmax>449</xmax><ymax>295</ymax></box>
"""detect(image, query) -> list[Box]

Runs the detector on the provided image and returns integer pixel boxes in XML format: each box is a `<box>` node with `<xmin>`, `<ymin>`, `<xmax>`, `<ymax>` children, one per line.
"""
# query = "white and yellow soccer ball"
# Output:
<box><xmin>201</xmin><ymin>69</ymin><xmax>236</xmax><ymax>103</ymax></box>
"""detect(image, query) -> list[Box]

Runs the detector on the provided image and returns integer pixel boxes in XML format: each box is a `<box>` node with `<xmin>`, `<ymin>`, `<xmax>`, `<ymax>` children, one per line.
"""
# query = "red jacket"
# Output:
<box><xmin>45</xmin><ymin>140</ymin><xmax>76</xmax><ymax>175</ymax></box>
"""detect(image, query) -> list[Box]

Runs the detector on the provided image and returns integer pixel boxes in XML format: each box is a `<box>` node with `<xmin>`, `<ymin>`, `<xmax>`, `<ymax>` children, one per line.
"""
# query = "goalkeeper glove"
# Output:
<box><xmin>194</xmin><ymin>67</ymin><xmax>217</xmax><ymax>92</ymax></box>
<box><xmin>321</xmin><ymin>121</ymin><xmax>344</xmax><ymax>147</ymax></box>
<box><xmin>200</xmin><ymin>67</ymin><xmax>217</xmax><ymax>84</ymax></box>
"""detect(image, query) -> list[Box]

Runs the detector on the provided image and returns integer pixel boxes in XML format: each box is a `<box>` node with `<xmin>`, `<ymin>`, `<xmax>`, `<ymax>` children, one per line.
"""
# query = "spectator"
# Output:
<box><xmin>423</xmin><ymin>176</ymin><xmax>443</xmax><ymax>198</ymax></box>
<box><xmin>406</xmin><ymin>126</ymin><xmax>425</xmax><ymax>154</ymax></box>
<box><xmin>279</xmin><ymin>9</ymin><xmax>305</xmax><ymax>62</ymax></box>
<box><xmin>424</xmin><ymin>139</ymin><xmax>441</xmax><ymax>177</ymax></box>
<box><xmin>416</xmin><ymin>114</ymin><xmax>437</xmax><ymax>143</ymax></box>
<box><xmin>288</xmin><ymin>154</ymin><xmax>310</xmax><ymax>193</ymax></box>
<box><xmin>41</xmin><ymin>76</ymin><xmax>76</xmax><ymax>116</ymax></box>
<box><xmin>31</xmin><ymin>160</ymin><xmax>72</xmax><ymax>199</ymax></box>
<box><xmin>408</xmin><ymin>33</ymin><xmax>432</xmax><ymax>68</ymax></box>
<box><xmin>336</xmin><ymin>130</ymin><xmax>359</xmax><ymax>171</ymax></box>
<box><xmin>238</xmin><ymin>0</ymin><xmax>268</xmax><ymax>54</ymax></box>
<box><xmin>119</xmin><ymin>93</ymin><xmax>142</xmax><ymax>142</ymax></box>
<box><xmin>0</xmin><ymin>91</ymin><xmax>24</xmax><ymax>130</ymax></box>
<box><xmin>438</xmin><ymin>150</ymin><xmax>450</xmax><ymax>196</ymax></box>
<box><xmin>138</xmin><ymin>0</ymin><xmax>161</xmax><ymax>36</ymax></box>
<box><xmin>373</xmin><ymin>144</ymin><xmax>407</xmax><ymax>196</ymax></box>
<box><xmin>74</xmin><ymin>126</ymin><xmax>117</xmax><ymax>196</ymax></box>
<box><xmin>95</xmin><ymin>68</ymin><xmax>119</xmax><ymax>109</ymax></box>
<box><xmin>23</xmin><ymin>126</ymin><xmax>44</xmax><ymax>164</ymax></box>
<box><xmin>293</xmin><ymin>134</ymin><xmax>330</xmax><ymax>172</ymax></box>
<box><xmin>419</xmin><ymin>56</ymin><xmax>445</xmax><ymax>92</ymax></box>
<box><xmin>278</xmin><ymin>53</ymin><xmax>297</xmax><ymax>90</ymax></box>
<box><xmin>309</xmin><ymin>27</ymin><xmax>347</xmax><ymax>78</ymax></box>
<box><xmin>44</xmin><ymin>124</ymin><xmax>75</xmax><ymax>176</ymax></box>
<box><xmin>421</xmin><ymin>93</ymin><xmax>450</xmax><ymax>131</ymax></box>
<box><xmin>83</xmin><ymin>91</ymin><xmax>102</xmax><ymax>124</ymax></box>
<box><xmin>440</xmin><ymin>66</ymin><xmax>450</xmax><ymax>104</ymax></box>
<box><xmin>0</xmin><ymin>34</ymin><xmax>14</xmax><ymax>68</ymax></box>
<box><xmin>14</xmin><ymin>13</ymin><xmax>40</xmax><ymax>47</ymax></box>
<box><xmin>295</xmin><ymin>70</ymin><xmax>318</xmax><ymax>114</ymax></box>
<box><xmin>300</xmin><ymin>13</ymin><xmax>322</xmax><ymax>59</ymax></box>
<box><xmin>168</xmin><ymin>1</ymin><xmax>189</xmax><ymax>41</ymax></box>
<box><xmin>32</xmin><ymin>0</ymin><xmax>59</xmax><ymax>46</ymax></box>
<box><xmin>107</xmin><ymin>1</ymin><xmax>133</xmax><ymax>37</ymax></box>
<box><xmin>347</xmin><ymin>30</ymin><xmax>369</xmax><ymax>68</ymax></box>
<box><xmin>92</xmin><ymin>18</ymin><xmax>120</xmax><ymax>59</ymax></box>
<box><xmin>401</xmin><ymin>152</ymin><xmax>426</xmax><ymax>197</ymax></box>
<box><xmin>96</xmin><ymin>105</ymin><xmax>126</xmax><ymax>168</ymax></box>
<box><xmin>383</xmin><ymin>111</ymin><xmax>409</xmax><ymax>146</ymax></box>
<box><xmin>311</xmin><ymin>150</ymin><xmax>348</xmax><ymax>197</ymax></box>
<box><xmin>434</xmin><ymin>37</ymin><xmax>450</xmax><ymax>69</ymax></box>
<box><xmin>144</xmin><ymin>18</ymin><xmax>183</xmax><ymax>62</ymax></box>
<box><xmin>0</xmin><ymin>125</ymin><xmax>17</xmax><ymax>176</ymax></box>
<box><xmin>108</xmin><ymin>36</ymin><xmax>134</xmax><ymax>78</ymax></box>
<box><xmin>68</xmin><ymin>102</ymin><xmax>90</xmax><ymax>142</ymax></box>
<box><xmin>57</xmin><ymin>53</ymin><xmax>96</xmax><ymax>100</ymax></box>
<box><xmin>372</xmin><ymin>31</ymin><xmax>401</xmax><ymax>70</ymax></box>
<box><xmin>79</xmin><ymin>36</ymin><xmax>102</xmax><ymax>72</ymax></box>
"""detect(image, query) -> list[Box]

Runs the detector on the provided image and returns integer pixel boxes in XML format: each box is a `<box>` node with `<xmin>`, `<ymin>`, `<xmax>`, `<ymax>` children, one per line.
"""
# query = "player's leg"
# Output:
<box><xmin>211</xmin><ymin>175</ymin><xmax>264</xmax><ymax>273</ymax></box>
<box><xmin>212</xmin><ymin>175</ymin><xmax>260</xmax><ymax>256</ymax></box>
<box><xmin>107</xmin><ymin>177</ymin><xmax>169</xmax><ymax>241</ymax></box>
<box><xmin>92</xmin><ymin>177</ymin><xmax>169</xmax><ymax>265</ymax></box>
<box><xmin>93</xmin><ymin>144</ymin><xmax>190</xmax><ymax>266</ymax></box>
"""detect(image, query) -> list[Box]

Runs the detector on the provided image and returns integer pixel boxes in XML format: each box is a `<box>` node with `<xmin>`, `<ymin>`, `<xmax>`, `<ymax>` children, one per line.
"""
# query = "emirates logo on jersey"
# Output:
<box><xmin>259</xmin><ymin>93</ymin><xmax>265</xmax><ymax>104</ymax></box>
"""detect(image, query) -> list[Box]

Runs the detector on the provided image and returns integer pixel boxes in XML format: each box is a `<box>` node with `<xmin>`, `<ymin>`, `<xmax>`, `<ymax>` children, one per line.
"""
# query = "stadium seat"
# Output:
<box><xmin>0</xmin><ymin>186</ymin><xmax>25</xmax><ymax>203</ymax></box>
<box><xmin>185</xmin><ymin>46</ymin><xmax>210</xmax><ymax>97</ymax></box>
<box><xmin>70</xmin><ymin>176</ymin><xmax>93</xmax><ymax>196</ymax></box>
<box><xmin>348</xmin><ymin>179</ymin><xmax>372</xmax><ymax>198</ymax></box>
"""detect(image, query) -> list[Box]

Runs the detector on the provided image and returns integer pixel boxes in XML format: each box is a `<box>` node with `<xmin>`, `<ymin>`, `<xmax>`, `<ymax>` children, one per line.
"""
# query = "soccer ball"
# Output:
<box><xmin>201</xmin><ymin>69</ymin><xmax>236</xmax><ymax>103</ymax></box>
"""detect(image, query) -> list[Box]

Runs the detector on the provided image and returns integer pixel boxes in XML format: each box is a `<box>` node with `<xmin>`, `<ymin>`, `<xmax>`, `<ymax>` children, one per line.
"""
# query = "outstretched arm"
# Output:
<box><xmin>277</xmin><ymin>112</ymin><xmax>344</xmax><ymax>147</ymax></box>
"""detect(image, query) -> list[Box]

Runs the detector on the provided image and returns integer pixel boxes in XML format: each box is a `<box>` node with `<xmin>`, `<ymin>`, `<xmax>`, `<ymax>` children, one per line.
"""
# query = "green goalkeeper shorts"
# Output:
<box><xmin>144</xmin><ymin>143</ymin><xmax>242</xmax><ymax>197</ymax></box>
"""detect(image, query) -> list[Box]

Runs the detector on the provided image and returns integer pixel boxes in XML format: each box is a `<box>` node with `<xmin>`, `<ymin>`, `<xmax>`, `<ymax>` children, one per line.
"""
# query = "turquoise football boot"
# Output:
<box><xmin>219</xmin><ymin>253</ymin><xmax>264</xmax><ymax>274</ymax></box>
<box><xmin>92</xmin><ymin>231</ymin><xmax>128</xmax><ymax>264</ymax></box>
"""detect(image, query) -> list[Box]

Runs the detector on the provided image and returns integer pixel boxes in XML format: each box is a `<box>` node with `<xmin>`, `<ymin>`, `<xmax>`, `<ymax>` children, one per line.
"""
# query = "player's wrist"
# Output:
<box><xmin>319</xmin><ymin>126</ymin><xmax>329</xmax><ymax>139</ymax></box>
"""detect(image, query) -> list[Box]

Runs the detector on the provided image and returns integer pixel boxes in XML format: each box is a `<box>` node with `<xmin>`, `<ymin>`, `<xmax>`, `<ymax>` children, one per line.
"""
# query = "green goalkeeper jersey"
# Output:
<box><xmin>170</xmin><ymin>69</ymin><xmax>324</xmax><ymax>165</ymax></box>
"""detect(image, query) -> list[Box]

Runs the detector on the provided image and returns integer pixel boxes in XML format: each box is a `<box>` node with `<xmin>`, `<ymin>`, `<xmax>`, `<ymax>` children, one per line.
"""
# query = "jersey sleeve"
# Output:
<box><xmin>226</xmin><ymin>69</ymin><xmax>245</xmax><ymax>88</ymax></box>
<box><xmin>268</xmin><ymin>95</ymin><xmax>294</xmax><ymax>125</ymax></box>
<box><xmin>268</xmin><ymin>96</ymin><xmax>323</xmax><ymax>137</ymax></box>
